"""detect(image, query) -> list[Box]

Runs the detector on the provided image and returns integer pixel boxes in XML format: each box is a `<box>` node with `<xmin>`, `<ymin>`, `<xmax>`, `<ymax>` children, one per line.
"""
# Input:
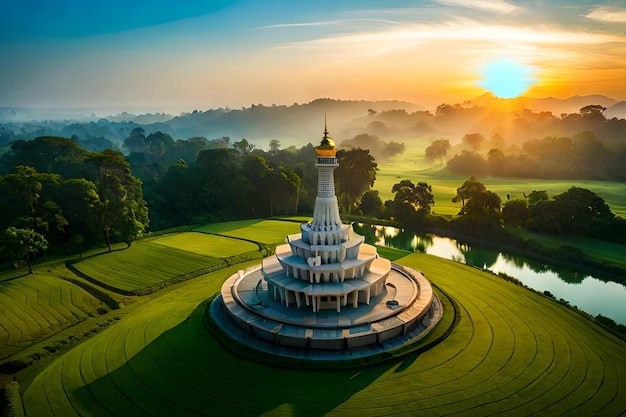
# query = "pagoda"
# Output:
<box><xmin>263</xmin><ymin>122</ymin><xmax>391</xmax><ymax>313</ymax></box>
<box><xmin>211</xmin><ymin>121</ymin><xmax>442</xmax><ymax>359</ymax></box>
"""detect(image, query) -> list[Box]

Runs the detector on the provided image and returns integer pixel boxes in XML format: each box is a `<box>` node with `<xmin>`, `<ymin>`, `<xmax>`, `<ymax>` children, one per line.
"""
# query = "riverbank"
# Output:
<box><xmin>344</xmin><ymin>214</ymin><xmax>626</xmax><ymax>287</ymax></box>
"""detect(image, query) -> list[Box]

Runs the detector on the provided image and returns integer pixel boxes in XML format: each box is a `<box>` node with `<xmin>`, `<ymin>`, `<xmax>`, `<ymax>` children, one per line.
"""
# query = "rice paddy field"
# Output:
<box><xmin>0</xmin><ymin>268</ymin><xmax>106</xmax><ymax>359</ymax></box>
<box><xmin>18</xmin><ymin>245</ymin><xmax>626</xmax><ymax>416</ymax></box>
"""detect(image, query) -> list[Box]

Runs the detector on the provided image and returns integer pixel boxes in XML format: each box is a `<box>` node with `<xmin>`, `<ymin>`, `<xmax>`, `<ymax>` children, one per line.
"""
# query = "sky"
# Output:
<box><xmin>1</xmin><ymin>0</ymin><xmax>625</xmax><ymax>113</ymax></box>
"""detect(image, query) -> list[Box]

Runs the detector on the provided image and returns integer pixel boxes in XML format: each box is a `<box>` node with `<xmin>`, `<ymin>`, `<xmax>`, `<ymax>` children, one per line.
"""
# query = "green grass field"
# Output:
<box><xmin>0</xmin><ymin>268</ymin><xmax>106</xmax><ymax>359</ymax></box>
<box><xmin>194</xmin><ymin>219</ymin><xmax>304</xmax><ymax>244</ymax></box>
<box><xmin>375</xmin><ymin>151</ymin><xmax>626</xmax><ymax>217</ymax></box>
<box><xmin>21</xmin><ymin>251</ymin><xmax>626</xmax><ymax>416</ymax></box>
<box><xmin>70</xmin><ymin>233</ymin><xmax>258</xmax><ymax>293</ymax></box>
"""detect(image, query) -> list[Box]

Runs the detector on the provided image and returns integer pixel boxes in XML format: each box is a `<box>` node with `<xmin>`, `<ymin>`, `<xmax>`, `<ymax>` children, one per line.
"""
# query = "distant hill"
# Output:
<box><xmin>164</xmin><ymin>98</ymin><xmax>423</xmax><ymax>146</ymax></box>
<box><xmin>605</xmin><ymin>101</ymin><xmax>626</xmax><ymax>119</ymax></box>
<box><xmin>519</xmin><ymin>95</ymin><xmax>617</xmax><ymax>115</ymax></box>
<box><xmin>471</xmin><ymin>92</ymin><xmax>618</xmax><ymax>115</ymax></box>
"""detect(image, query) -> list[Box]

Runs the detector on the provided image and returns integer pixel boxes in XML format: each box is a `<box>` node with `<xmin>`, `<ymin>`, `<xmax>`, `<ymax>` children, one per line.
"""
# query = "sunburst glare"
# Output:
<box><xmin>480</xmin><ymin>59</ymin><xmax>537</xmax><ymax>98</ymax></box>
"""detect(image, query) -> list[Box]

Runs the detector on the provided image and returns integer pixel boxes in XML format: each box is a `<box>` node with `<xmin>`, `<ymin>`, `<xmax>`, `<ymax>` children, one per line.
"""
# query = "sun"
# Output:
<box><xmin>480</xmin><ymin>59</ymin><xmax>537</xmax><ymax>98</ymax></box>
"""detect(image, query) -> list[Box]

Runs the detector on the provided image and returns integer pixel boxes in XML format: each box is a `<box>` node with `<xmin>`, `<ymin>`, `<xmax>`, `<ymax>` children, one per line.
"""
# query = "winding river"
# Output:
<box><xmin>354</xmin><ymin>224</ymin><xmax>626</xmax><ymax>326</ymax></box>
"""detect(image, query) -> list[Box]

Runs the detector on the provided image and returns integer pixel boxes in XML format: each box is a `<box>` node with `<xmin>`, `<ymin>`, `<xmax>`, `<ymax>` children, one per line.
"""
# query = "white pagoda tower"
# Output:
<box><xmin>212</xmin><ymin>121</ymin><xmax>442</xmax><ymax>358</ymax></box>
<box><xmin>262</xmin><ymin>123</ymin><xmax>391</xmax><ymax>313</ymax></box>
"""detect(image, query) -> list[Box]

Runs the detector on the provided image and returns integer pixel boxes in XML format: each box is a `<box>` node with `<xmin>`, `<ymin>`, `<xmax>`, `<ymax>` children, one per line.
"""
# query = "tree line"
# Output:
<box><xmin>0</xmin><ymin>134</ymin><xmax>378</xmax><ymax>270</ymax></box>
<box><xmin>1</xmin><ymin>131</ymin><xmax>624</xmax><ymax>274</ymax></box>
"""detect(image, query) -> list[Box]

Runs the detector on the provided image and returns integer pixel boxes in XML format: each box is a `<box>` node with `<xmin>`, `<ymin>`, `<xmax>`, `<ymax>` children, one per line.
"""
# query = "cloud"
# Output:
<box><xmin>273</xmin><ymin>19</ymin><xmax>626</xmax><ymax>56</ymax></box>
<box><xmin>434</xmin><ymin>0</ymin><xmax>521</xmax><ymax>14</ymax></box>
<box><xmin>585</xmin><ymin>7</ymin><xmax>626</xmax><ymax>23</ymax></box>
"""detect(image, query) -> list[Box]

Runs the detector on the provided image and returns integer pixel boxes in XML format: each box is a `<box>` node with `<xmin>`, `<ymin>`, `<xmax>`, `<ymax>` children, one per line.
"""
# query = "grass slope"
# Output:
<box><xmin>194</xmin><ymin>219</ymin><xmax>304</xmax><ymax>244</ymax></box>
<box><xmin>0</xmin><ymin>269</ymin><xmax>106</xmax><ymax>360</ymax></box>
<box><xmin>70</xmin><ymin>233</ymin><xmax>258</xmax><ymax>293</ymax></box>
<box><xmin>22</xmin><ymin>254</ymin><xmax>626</xmax><ymax>416</ymax></box>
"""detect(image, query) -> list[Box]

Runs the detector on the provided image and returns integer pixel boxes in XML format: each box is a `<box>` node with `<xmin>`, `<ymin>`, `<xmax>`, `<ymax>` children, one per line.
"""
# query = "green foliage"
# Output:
<box><xmin>526</xmin><ymin>187</ymin><xmax>625</xmax><ymax>243</ymax></box>
<box><xmin>502</xmin><ymin>198</ymin><xmax>528</xmax><ymax>227</ymax></box>
<box><xmin>358</xmin><ymin>190</ymin><xmax>384</xmax><ymax>218</ymax></box>
<box><xmin>0</xmin><ymin>227</ymin><xmax>48</xmax><ymax>273</ymax></box>
<box><xmin>334</xmin><ymin>148</ymin><xmax>377</xmax><ymax>213</ymax></box>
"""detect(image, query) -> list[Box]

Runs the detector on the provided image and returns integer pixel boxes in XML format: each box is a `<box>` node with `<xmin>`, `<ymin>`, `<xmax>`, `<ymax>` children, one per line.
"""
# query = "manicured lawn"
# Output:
<box><xmin>22</xmin><ymin>253</ymin><xmax>626</xmax><ymax>416</ymax></box>
<box><xmin>194</xmin><ymin>219</ymin><xmax>304</xmax><ymax>244</ymax></box>
<box><xmin>0</xmin><ymin>268</ymin><xmax>106</xmax><ymax>359</ymax></box>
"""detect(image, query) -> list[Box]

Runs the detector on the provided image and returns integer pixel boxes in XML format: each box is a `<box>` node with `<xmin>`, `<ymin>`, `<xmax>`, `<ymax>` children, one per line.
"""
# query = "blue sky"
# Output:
<box><xmin>1</xmin><ymin>1</ymin><xmax>625</xmax><ymax>112</ymax></box>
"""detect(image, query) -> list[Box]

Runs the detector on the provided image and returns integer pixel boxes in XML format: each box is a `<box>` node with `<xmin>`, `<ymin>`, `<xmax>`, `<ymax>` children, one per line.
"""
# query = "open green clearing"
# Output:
<box><xmin>194</xmin><ymin>219</ymin><xmax>303</xmax><ymax>244</ymax></box>
<box><xmin>21</xmin><ymin>247</ymin><xmax>626</xmax><ymax>416</ymax></box>
<box><xmin>70</xmin><ymin>233</ymin><xmax>258</xmax><ymax>293</ymax></box>
<box><xmin>0</xmin><ymin>268</ymin><xmax>106</xmax><ymax>359</ymax></box>
<box><xmin>375</xmin><ymin>151</ymin><xmax>626</xmax><ymax>217</ymax></box>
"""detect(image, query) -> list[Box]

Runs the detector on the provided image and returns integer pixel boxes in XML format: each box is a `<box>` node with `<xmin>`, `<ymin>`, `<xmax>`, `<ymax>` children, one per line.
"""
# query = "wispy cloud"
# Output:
<box><xmin>434</xmin><ymin>0</ymin><xmax>521</xmax><ymax>14</ymax></box>
<box><xmin>258</xmin><ymin>18</ymin><xmax>398</xmax><ymax>31</ymax></box>
<box><xmin>585</xmin><ymin>7</ymin><xmax>626</xmax><ymax>23</ymax></box>
<box><xmin>273</xmin><ymin>20</ymin><xmax>626</xmax><ymax>55</ymax></box>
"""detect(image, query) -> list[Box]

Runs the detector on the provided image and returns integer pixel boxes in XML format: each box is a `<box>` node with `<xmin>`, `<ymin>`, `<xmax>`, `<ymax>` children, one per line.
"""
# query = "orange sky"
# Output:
<box><xmin>1</xmin><ymin>0</ymin><xmax>625</xmax><ymax>112</ymax></box>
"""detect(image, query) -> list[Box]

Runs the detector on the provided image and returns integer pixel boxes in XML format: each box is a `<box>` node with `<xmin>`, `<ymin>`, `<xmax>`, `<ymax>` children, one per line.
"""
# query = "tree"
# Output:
<box><xmin>0</xmin><ymin>227</ymin><xmax>48</xmax><ymax>273</ymax></box>
<box><xmin>88</xmin><ymin>150</ymin><xmax>149</xmax><ymax>251</ymax></box>
<box><xmin>451</xmin><ymin>177</ymin><xmax>502</xmax><ymax>235</ymax></box>
<box><xmin>462</xmin><ymin>133</ymin><xmax>485</xmax><ymax>151</ymax></box>
<box><xmin>334</xmin><ymin>149</ymin><xmax>377</xmax><ymax>213</ymax></box>
<box><xmin>452</xmin><ymin>176</ymin><xmax>486</xmax><ymax>207</ymax></box>
<box><xmin>269</xmin><ymin>139</ymin><xmax>281</xmax><ymax>155</ymax></box>
<box><xmin>527</xmin><ymin>190</ymin><xmax>548</xmax><ymax>206</ymax></box>
<box><xmin>445</xmin><ymin>151</ymin><xmax>487</xmax><ymax>176</ymax></box>
<box><xmin>232</xmin><ymin>138</ymin><xmax>255</xmax><ymax>156</ymax></box>
<box><xmin>358</xmin><ymin>190</ymin><xmax>384</xmax><ymax>218</ymax></box>
<box><xmin>487</xmin><ymin>148</ymin><xmax>506</xmax><ymax>176</ymax></box>
<box><xmin>424</xmin><ymin>139</ymin><xmax>451</xmax><ymax>163</ymax></box>
<box><xmin>392</xmin><ymin>180</ymin><xmax>435</xmax><ymax>215</ymax></box>
<box><xmin>502</xmin><ymin>199</ymin><xmax>529</xmax><ymax>227</ymax></box>
<box><xmin>579</xmin><ymin>104</ymin><xmax>606</xmax><ymax>116</ymax></box>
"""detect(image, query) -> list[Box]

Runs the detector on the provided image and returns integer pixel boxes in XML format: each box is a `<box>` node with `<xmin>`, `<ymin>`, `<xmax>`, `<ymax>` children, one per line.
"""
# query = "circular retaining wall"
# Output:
<box><xmin>211</xmin><ymin>264</ymin><xmax>443</xmax><ymax>360</ymax></box>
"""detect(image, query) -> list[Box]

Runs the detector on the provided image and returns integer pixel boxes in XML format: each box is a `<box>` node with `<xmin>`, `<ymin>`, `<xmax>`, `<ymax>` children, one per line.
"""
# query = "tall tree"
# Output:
<box><xmin>88</xmin><ymin>150</ymin><xmax>149</xmax><ymax>251</ymax></box>
<box><xmin>334</xmin><ymin>149</ymin><xmax>377</xmax><ymax>213</ymax></box>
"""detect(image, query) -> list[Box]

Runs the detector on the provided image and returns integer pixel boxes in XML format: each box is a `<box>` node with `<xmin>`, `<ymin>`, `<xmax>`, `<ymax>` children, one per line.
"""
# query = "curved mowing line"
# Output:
<box><xmin>381</xmin><ymin>300</ymin><xmax>498</xmax><ymax>411</ymax></box>
<box><xmin>344</xmin><ymin>298</ymin><xmax>476</xmax><ymax>408</ymax></box>
<box><xmin>20</xmin><ymin>253</ymin><xmax>626</xmax><ymax>417</ymax></box>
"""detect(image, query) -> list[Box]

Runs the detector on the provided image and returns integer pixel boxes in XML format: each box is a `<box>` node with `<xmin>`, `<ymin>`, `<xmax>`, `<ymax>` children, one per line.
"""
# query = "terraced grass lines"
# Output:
<box><xmin>23</xmin><ymin>254</ymin><xmax>626</xmax><ymax>416</ymax></box>
<box><xmin>71</xmin><ymin>233</ymin><xmax>258</xmax><ymax>292</ymax></box>
<box><xmin>0</xmin><ymin>270</ymin><xmax>106</xmax><ymax>359</ymax></box>
<box><xmin>150</xmin><ymin>232</ymin><xmax>259</xmax><ymax>258</ymax></box>
<box><xmin>194</xmin><ymin>219</ymin><xmax>304</xmax><ymax>244</ymax></box>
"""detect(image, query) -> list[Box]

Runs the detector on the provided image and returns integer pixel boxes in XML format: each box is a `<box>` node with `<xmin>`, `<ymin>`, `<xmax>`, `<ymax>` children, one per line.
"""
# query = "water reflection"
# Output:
<box><xmin>353</xmin><ymin>223</ymin><xmax>626</xmax><ymax>325</ymax></box>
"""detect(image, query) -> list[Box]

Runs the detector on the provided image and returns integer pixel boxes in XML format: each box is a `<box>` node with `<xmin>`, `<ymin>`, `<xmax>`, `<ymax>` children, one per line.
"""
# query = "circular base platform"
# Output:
<box><xmin>210</xmin><ymin>264</ymin><xmax>443</xmax><ymax>362</ymax></box>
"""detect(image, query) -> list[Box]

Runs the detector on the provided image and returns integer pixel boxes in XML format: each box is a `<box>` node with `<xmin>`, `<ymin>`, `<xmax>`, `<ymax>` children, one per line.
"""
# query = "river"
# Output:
<box><xmin>354</xmin><ymin>224</ymin><xmax>626</xmax><ymax>326</ymax></box>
